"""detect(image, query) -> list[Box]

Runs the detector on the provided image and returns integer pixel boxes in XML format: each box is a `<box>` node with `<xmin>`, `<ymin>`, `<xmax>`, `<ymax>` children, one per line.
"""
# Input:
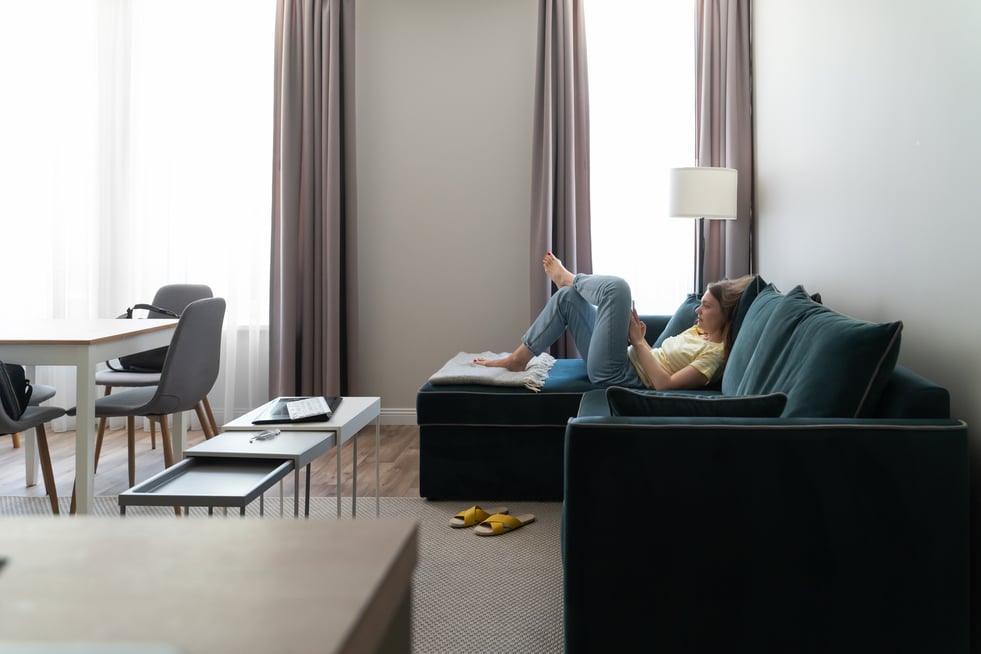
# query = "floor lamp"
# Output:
<box><xmin>668</xmin><ymin>166</ymin><xmax>739</xmax><ymax>295</ymax></box>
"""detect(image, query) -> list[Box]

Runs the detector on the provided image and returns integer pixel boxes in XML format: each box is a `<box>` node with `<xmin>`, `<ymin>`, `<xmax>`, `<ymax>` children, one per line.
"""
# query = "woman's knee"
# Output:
<box><xmin>591</xmin><ymin>275</ymin><xmax>631</xmax><ymax>303</ymax></box>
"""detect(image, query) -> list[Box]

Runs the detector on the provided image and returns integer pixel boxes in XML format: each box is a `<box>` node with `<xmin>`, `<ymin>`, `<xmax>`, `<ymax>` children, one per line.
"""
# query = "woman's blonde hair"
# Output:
<box><xmin>706</xmin><ymin>274</ymin><xmax>756</xmax><ymax>359</ymax></box>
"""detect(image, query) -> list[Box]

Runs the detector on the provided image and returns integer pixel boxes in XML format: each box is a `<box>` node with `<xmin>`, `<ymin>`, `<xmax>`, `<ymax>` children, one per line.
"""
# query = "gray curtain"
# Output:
<box><xmin>269</xmin><ymin>0</ymin><xmax>358</xmax><ymax>398</ymax></box>
<box><xmin>530</xmin><ymin>0</ymin><xmax>592</xmax><ymax>358</ymax></box>
<box><xmin>696</xmin><ymin>0</ymin><xmax>754</xmax><ymax>283</ymax></box>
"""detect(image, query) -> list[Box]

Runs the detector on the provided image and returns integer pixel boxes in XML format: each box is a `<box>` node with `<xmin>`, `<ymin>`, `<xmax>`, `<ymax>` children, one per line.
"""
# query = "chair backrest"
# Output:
<box><xmin>149</xmin><ymin>284</ymin><xmax>213</xmax><ymax>317</ymax></box>
<box><xmin>147</xmin><ymin>297</ymin><xmax>226</xmax><ymax>415</ymax></box>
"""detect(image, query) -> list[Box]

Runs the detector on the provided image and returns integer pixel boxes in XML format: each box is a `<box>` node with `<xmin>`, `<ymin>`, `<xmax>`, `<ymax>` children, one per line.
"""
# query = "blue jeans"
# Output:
<box><xmin>522</xmin><ymin>274</ymin><xmax>645</xmax><ymax>387</ymax></box>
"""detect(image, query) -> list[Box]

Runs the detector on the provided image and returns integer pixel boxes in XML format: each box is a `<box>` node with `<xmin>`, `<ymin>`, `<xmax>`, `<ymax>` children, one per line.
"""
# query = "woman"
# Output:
<box><xmin>476</xmin><ymin>253</ymin><xmax>753</xmax><ymax>390</ymax></box>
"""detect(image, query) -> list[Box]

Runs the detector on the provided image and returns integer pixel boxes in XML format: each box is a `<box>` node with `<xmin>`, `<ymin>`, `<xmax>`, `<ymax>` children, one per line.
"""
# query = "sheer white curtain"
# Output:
<box><xmin>1</xmin><ymin>1</ymin><xmax>275</xmax><ymax>430</ymax></box>
<box><xmin>584</xmin><ymin>0</ymin><xmax>696</xmax><ymax>314</ymax></box>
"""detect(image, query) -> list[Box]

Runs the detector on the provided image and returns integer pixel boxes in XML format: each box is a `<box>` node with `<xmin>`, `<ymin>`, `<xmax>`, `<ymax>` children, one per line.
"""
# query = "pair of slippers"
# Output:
<box><xmin>449</xmin><ymin>504</ymin><xmax>535</xmax><ymax>536</ymax></box>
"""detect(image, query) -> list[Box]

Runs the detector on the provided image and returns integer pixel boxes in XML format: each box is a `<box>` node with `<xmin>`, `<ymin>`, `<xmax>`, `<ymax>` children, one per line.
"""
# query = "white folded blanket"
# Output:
<box><xmin>428</xmin><ymin>351</ymin><xmax>557</xmax><ymax>392</ymax></box>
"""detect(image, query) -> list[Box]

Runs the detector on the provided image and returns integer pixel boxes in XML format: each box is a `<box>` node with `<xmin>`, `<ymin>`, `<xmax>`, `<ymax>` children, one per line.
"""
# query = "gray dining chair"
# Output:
<box><xmin>68</xmin><ymin>297</ymin><xmax>227</xmax><ymax>510</ymax></box>
<box><xmin>95</xmin><ymin>284</ymin><xmax>220</xmax><ymax>462</ymax></box>
<box><xmin>0</xmin><ymin>396</ymin><xmax>67</xmax><ymax>514</ymax></box>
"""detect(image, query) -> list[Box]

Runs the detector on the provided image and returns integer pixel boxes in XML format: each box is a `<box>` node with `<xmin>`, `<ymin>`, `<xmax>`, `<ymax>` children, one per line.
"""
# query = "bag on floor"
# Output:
<box><xmin>0</xmin><ymin>361</ymin><xmax>33</xmax><ymax>420</ymax></box>
<box><xmin>107</xmin><ymin>303</ymin><xmax>181</xmax><ymax>373</ymax></box>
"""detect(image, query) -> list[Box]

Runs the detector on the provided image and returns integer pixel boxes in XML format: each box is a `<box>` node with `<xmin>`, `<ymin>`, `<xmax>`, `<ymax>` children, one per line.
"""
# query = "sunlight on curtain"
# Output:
<box><xmin>585</xmin><ymin>0</ymin><xmax>697</xmax><ymax>314</ymax></box>
<box><xmin>0</xmin><ymin>1</ymin><xmax>275</xmax><ymax>429</ymax></box>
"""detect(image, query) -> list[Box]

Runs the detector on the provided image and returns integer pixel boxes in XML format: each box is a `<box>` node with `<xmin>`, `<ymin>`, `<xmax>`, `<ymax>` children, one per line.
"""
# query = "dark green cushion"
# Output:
<box><xmin>653</xmin><ymin>294</ymin><xmax>700</xmax><ymax>347</ymax></box>
<box><xmin>731</xmin><ymin>286</ymin><xmax>903</xmax><ymax>417</ymax></box>
<box><xmin>721</xmin><ymin>284</ymin><xmax>786</xmax><ymax>393</ymax></box>
<box><xmin>606</xmin><ymin>386</ymin><xmax>788</xmax><ymax>417</ymax></box>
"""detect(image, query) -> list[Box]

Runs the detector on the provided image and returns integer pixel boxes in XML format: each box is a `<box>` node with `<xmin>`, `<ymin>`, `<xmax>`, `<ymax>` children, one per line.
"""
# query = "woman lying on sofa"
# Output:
<box><xmin>475</xmin><ymin>253</ymin><xmax>753</xmax><ymax>390</ymax></box>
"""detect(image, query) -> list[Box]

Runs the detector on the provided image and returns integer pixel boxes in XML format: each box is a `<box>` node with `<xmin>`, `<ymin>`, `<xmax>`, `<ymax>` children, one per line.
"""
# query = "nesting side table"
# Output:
<box><xmin>223</xmin><ymin>396</ymin><xmax>383</xmax><ymax>518</ymax></box>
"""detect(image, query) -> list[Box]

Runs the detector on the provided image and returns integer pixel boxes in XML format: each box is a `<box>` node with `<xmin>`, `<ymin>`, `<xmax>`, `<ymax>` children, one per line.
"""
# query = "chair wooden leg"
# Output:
<box><xmin>158</xmin><ymin>418</ymin><xmax>176</xmax><ymax>469</ymax></box>
<box><xmin>202</xmin><ymin>395</ymin><xmax>220</xmax><ymax>437</ymax></box>
<box><xmin>34</xmin><ymin>424</ymin><xmax>60</xmax><ymax>515</ymax></box>
<box><xmin>195</xmin><ymin>403</ymin><xmax>213</xmax><ymax>439</ymax></box>
<box><xmin>158</xmin><ymin>419</ymin><xmax>181</xmax><ymax>516</ymax></box>
<box><xmin>11</xmin><ymin>432</ymin><xmax>21</xmax><ymax>448</ymax></box>
<box><xmin>150</xmin><ymin>418</ymin><xmax>156</xmax><ymax>450</ymax></box>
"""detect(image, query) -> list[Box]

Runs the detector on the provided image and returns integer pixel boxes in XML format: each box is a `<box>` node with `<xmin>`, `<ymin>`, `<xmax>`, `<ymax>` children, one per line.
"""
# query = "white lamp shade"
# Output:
<box><xmin>668</xmin><ymin>166</ymin><xmax>738</xmax><ymax>220</ymax></box>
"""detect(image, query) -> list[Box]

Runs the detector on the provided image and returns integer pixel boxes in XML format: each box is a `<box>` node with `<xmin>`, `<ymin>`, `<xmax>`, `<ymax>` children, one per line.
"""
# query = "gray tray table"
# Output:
<box><xmin>184</xmin><ymin>430</ymin><xmax>336</xmax><ymax>517</ymax></box>
<box><xmin>119</xmin><ymin>430</ymin><xmax>336</xmax><ymax>517</ymax></box>
<box><xmin>119</xmin><ymin>458</ymin><xmax>293</xmax><ymax>516</ymax></box>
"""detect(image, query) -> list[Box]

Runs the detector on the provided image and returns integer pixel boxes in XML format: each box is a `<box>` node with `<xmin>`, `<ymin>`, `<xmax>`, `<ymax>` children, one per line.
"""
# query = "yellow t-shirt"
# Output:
<box><xmin>627</xmin><ymin>325</ymin><xmax>725</xmax><ymax>389</ymax></box>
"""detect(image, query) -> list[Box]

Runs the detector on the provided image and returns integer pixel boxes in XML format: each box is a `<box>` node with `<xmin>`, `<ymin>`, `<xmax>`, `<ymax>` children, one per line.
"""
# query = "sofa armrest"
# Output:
<box><xmin>562</xmin><ymin>417</ymin><xmax>969</xmax><ymax>653</ymax></box>
<box><xmin>575</xmin><ymin>389</ymin><xmax>611</xmax><ymax>417</ymax></box>
<box><xmin>874</xmin><ymin>364</ymin><xmax>951</xmax><ymax>418</ymax></box>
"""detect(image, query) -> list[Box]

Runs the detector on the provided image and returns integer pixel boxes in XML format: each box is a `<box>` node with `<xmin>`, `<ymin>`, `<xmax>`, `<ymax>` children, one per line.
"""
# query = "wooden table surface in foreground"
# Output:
<box><xmin>0</xmin><ymin>517</ymin><xmax>417</xmax><ymax>654</ymax></box>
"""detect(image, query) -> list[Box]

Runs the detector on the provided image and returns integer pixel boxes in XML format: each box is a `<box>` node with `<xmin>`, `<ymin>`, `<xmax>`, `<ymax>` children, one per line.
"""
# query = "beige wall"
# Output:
<box><xmin>355</xmin><ymin>0</ymin><xmax>538</xmax><ymax>422</ymax></box>
<box><xmin>753</xmin><ymin>0</ymin><xmax>981</xmax><ymax>641</ymax></box>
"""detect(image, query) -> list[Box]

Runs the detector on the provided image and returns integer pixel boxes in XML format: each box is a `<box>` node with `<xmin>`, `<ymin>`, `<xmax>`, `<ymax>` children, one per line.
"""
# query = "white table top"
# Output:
<box><xmin>224</xmin><ymin>396</ymin><xmax>381</xmax><ymax>442</ymax></box>
<box><xmin>186</xmin><ymin>430</ymin><xmax>336</xmax><ymax>468</ymax></box>
<box><xmin>0</xmin><ymin>517</ymin><xmax>417</xmax><ymax>653</ymax></box>
<box><xmin>0</xmin><ymin>318</ymin><xmax>178</xmax><ymax>346</ymax></box>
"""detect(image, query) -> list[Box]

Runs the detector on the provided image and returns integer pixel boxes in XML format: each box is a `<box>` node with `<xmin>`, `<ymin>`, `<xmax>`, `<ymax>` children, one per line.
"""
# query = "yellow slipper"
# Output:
<box><xmin>449</xmin><ymin>504</ymin><xmax>509</xmax><ymax>529</ymax></box>
<box><xmin>474</xmin><ymin>513</ymin><xmax>535</xmax><ymax>536</ymax></box>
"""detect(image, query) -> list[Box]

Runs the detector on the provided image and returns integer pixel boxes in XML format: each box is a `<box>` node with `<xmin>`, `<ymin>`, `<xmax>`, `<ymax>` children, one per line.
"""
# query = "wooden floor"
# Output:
<box><xmin>0</xmin><ymin>423</ymin><xmax>421</xmax><ymax>500</ymax></box>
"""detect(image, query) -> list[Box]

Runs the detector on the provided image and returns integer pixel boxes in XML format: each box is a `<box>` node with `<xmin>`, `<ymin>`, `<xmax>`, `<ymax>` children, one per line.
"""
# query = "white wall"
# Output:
<box><xmin>354</xmin><ymin>0</ymin><xmax>539</xmax><ymax>422</ymax></box>
<box><xmin>753</xmin><ymin>0</ymin><xmax>981</xmax><ymax>642</ymax></box>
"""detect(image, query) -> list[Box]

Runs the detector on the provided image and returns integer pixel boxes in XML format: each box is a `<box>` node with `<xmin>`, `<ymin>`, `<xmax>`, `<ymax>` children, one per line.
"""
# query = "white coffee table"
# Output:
<box><xmin>223</xmin><ymin>396</ymin><xmax>382</xmax><ymax>518</ymax></box>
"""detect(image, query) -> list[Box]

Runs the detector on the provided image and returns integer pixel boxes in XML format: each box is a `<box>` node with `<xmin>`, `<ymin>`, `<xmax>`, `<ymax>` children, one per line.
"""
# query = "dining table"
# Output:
<box><xmin>0</xmin><ymin>318</ymin><xmax>179</xmax><ymax>514</ymax></box>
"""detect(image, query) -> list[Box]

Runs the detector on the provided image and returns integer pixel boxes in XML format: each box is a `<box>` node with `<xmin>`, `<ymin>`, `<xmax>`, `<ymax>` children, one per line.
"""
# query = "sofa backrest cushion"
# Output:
<box><xmin>728</xmin><ymin>285</ymin><xmax>903</xmax><ymax>418</ymax></box>
<box><xmin>607</xmin><ymin>386</ymin><xmax>788</xmax><ymax>417</ymax></box>
<box><xmin>721</xmin><ymin>283</ymin><xmax>786</xmax><ymax>394</ymax></box>
<box><xmin>653</xmin><ymin>293</ymin><xmax>700</xmax><ymax>347</ymax></box>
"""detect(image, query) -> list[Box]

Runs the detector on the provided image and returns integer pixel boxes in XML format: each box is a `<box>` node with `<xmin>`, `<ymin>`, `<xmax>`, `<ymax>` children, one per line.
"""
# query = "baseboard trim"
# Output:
<box><xmin>380</xmin><ymin>407</ymin><xmax>417</xmax><ymax>426</ymax></box>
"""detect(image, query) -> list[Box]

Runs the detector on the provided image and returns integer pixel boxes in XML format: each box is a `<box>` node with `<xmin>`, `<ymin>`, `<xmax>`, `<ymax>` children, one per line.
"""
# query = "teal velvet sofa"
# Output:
<box><xmin>562</xmin><ymin>282</ymin><xmax>969</xmax><ymax>653</ymax></box>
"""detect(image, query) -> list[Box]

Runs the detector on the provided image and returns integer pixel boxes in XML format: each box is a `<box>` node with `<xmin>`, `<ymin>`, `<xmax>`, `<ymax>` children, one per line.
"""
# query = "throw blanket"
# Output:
<box><xmin>428</xmin><ymin>351</ymin><xmax>556</xmax><ymax>392</ymax></box>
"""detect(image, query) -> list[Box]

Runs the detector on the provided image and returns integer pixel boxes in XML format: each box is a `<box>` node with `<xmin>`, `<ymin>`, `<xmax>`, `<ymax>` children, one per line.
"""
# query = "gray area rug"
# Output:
<box><xmin>0</xmin><ymin>496</ymin><xmax>564</xmax><ymax>654</ymax></box>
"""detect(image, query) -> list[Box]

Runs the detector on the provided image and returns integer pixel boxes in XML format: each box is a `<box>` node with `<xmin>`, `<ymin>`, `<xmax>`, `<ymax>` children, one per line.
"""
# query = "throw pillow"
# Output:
<box><xmin>606</xmin><ymin>386</ymin><xmax>788</xmax><ymax>417</ymax></box>
<box><xmin>653</xmin><ymin>294</ymin><xmax>701</xmax><ymax>347</ymax></box>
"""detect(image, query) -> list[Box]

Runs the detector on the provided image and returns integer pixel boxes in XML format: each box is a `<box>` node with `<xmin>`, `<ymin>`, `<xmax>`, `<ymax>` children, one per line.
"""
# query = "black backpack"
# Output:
<box><xmin>0</xmin><ymin>362</ymin><xmax>33</xmax><ymax>421</ymax></box>
<box><xmin>106</xmin><ymin>303</ymin><xmax>181</xmax><ymax>373</ymax></box>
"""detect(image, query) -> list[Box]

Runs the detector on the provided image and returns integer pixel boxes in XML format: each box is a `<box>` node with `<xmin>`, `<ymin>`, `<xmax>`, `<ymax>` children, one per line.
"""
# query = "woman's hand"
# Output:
<box><xmin>628</xmin><ymin>307</ymin><xmax>647</xmax><ymax>346</ymax></box>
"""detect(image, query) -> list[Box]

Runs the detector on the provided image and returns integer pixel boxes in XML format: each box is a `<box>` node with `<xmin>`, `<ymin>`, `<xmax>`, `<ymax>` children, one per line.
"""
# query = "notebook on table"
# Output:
<box><xmin>251</xmin><ymin>396</ymin><xmax>343</xmax><ymax>425</ymax></box>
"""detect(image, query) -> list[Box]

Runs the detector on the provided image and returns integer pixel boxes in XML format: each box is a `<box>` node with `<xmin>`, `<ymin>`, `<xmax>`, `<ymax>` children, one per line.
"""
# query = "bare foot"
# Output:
<box><xmin>474</xmin><ymin>344</ymin><xmax>534</xmax><ymax>372</ymax></box>
<box><xmin>543</xmin><ymin>252</ymin><xmax>574</xmax><ymax>288</ymax></box>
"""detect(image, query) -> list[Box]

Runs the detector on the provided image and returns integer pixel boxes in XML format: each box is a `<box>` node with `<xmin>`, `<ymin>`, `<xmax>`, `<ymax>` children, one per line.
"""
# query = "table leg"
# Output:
<box><xmin>24</xmin><ymin>429</ymin><xmax>39</xmax><ymax>487</ymax></box>
<box><xmin>293</xmin><ymin>467</ymin><xmax>300</xmax><ymax>518</ymax></box>
<box><xmin>305</xmin><ymin>464</ymin><xmax>311</xmax><ymax>517</ymax></box>
<box><xmin>73</xmin><ymin>358</ymin><xmax>98</xmax><ymax>515</ymax></box>
<box><xmin>336</xmin><ymin>435</ymin><xmax>341</xmax><ymax>518</ymax></box>
<box><xmin>376</xmin><ymin>417</ymin><xmax>381</xmax><ymax>518</ymax></box>
<box><xmin>352</xmin><ymin>431</ymin><xmax>358</xmax><ymax>518</ymax></box>
<box><xmin>23</xmin><ymin>365</ymin><xmax>39</xmax><ymax>487</ymax></box>
<box><xmin>171</xmin><ymin>410</ymin><xmax>189</xmax><ymax>461</ymax></box>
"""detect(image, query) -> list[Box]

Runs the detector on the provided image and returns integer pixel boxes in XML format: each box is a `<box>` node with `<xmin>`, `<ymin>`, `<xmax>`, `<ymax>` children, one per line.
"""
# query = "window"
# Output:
<box><xmin>0</xmin><ymin>1</ymin><xmax>276</xmax><ymax>425</ymax></box>
<box><xmin>585</xmin><ymin>0</ymin><xmax>696</xmax><ymax>313</ymax></box>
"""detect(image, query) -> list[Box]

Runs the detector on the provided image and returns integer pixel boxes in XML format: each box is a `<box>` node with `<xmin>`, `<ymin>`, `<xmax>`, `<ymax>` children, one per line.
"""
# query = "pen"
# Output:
<box><xmin>250</xmin><ymin>429</ymin><xmax>280</xmax><ymax>443</ymax></box>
